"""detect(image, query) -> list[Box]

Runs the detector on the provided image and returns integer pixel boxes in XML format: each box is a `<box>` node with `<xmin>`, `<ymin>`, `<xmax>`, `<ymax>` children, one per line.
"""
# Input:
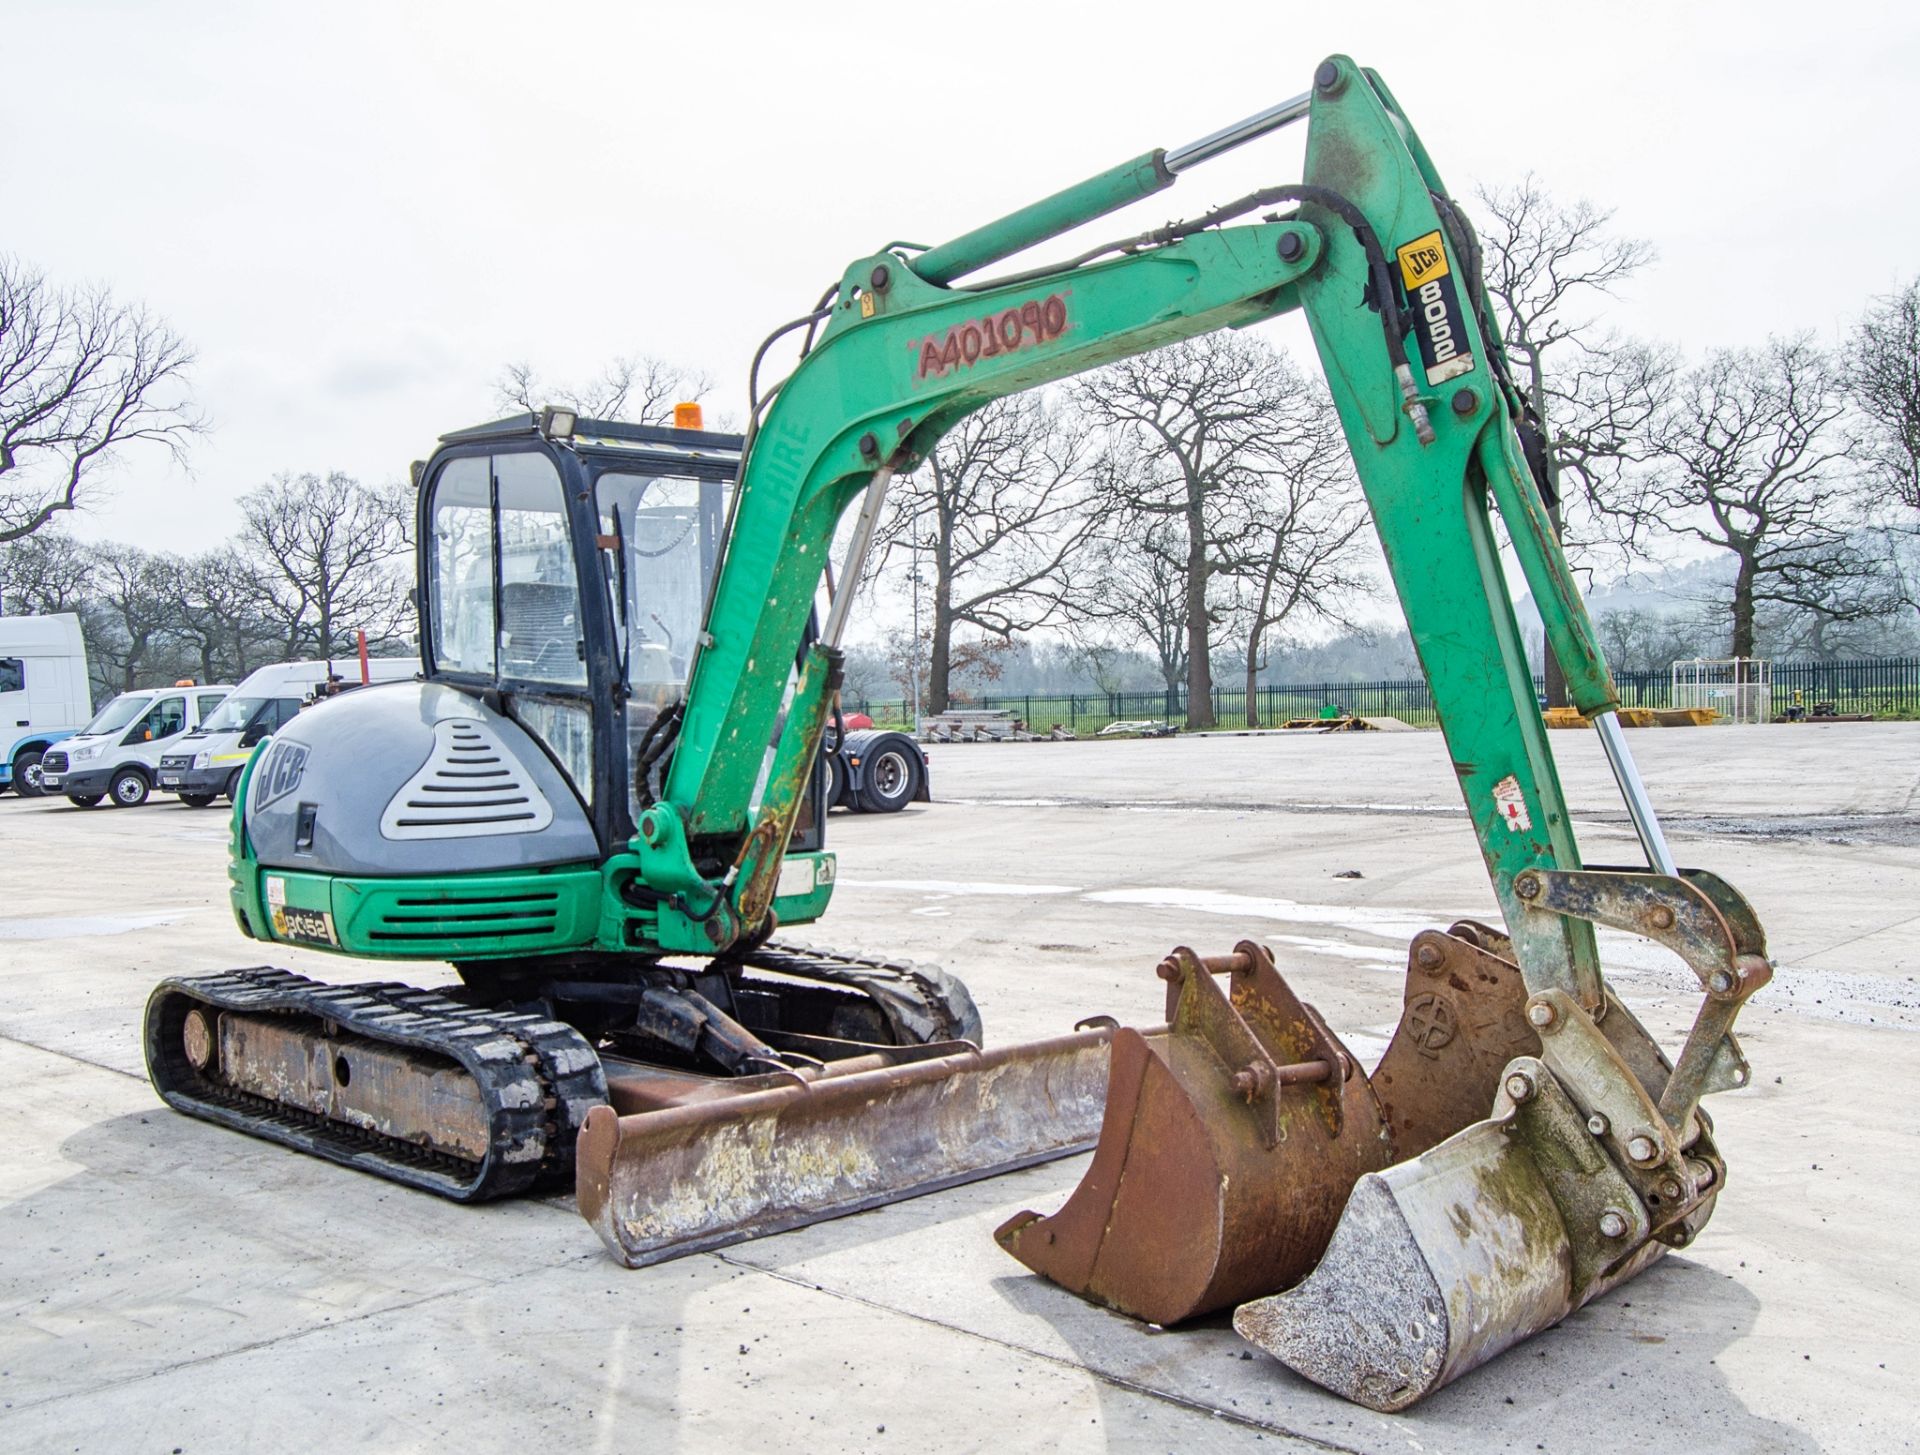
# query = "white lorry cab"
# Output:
<box><xmin>40</xmin><ymin>683</ymin><xmax>234</xmax><ymax>808</ymax></box>
<box><xmin>157</xmin><ymin>657</ymin><xmax>421</xmax><ymax>807</ymax></box>
<box><xmin>0</xmin><ymin>614</ymin><xmax>95</xmax><ymax>798</ymax></box>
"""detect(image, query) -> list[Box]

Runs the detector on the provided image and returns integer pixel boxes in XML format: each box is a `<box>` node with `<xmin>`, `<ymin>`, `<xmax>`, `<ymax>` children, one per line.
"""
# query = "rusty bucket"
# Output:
<box><xmin>995</xmin><ymin>942</ymin><xmax>1390</xmax><ymax>1325</ymax></box>
<box><xmin>995</xmin><ymin>928</ymin><xmax>1541</xmax><ymax>1326</ymax></box>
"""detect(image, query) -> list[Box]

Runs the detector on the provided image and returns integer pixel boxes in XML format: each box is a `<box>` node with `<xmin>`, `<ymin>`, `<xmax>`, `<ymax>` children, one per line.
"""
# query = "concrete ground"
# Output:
<box><xmin>2</xmin><ymin>722</ymin><xmax>1916</xmax><ymax>1454</ymax></box>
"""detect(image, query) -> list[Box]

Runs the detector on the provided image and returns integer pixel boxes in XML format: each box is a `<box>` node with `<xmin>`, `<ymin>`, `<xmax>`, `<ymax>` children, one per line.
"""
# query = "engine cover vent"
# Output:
<box><xmin>379</xmin><ymin>719</ymin><xmax>555</xmax><ymax>840</ymax></box>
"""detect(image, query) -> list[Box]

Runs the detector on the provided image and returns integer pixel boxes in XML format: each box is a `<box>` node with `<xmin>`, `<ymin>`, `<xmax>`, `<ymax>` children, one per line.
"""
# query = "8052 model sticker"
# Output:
<box><xmin>1396</xmin><ymin>229</ymin><xmax>1476</xmax><ymax>387</ymax></box>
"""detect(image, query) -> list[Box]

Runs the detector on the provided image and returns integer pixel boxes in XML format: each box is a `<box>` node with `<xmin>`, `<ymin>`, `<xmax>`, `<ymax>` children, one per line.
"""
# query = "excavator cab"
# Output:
<box><xmin>417</xmin><ymin>412</ymin><xmax>827</xmax><ymax>860</ymax></box>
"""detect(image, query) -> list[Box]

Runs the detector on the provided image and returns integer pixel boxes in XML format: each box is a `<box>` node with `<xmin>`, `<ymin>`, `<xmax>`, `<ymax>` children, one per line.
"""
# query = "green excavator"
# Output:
<box><xmin>145</xmin><ymin>55</ymin><xmax>1768</xmax><ymax>1412</ymax></box>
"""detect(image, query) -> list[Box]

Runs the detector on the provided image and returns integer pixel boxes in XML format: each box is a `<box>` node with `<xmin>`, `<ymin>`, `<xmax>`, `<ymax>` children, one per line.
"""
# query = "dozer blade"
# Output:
<box><xmin>577</xmin><ymin>1025</ymin><xmax>1113</xmax><ymax>1267</ymax></box>
<box><xmin>995</xmin><ymin>930</ymin><xmax>1540</xmax><ymax>1326</ymax></box>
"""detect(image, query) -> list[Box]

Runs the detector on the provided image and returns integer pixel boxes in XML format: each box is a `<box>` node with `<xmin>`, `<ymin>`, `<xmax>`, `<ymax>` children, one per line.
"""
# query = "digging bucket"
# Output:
<box><xmin>1234</xmin><ymin>1053</ymin><xmax>1675</xmax><ymax>1410</ymax></box>
<box><xmin>994</xmin><ymin>929</ymin><xmax>1542</xmax><ymax>1326</ymax></box>
<box><xmin>577</xmin><ymin>1026</ymin><xmax>1113</xmax><ymax>1267</ymax></box>
<box><xmin>1238</xmin><ymin>867</ymin><xmax>1764</xmax><ymax>1410</ymax></box>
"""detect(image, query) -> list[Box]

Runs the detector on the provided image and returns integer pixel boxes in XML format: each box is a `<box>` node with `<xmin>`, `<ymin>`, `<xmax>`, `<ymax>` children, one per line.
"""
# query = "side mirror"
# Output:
<box><xmin>240</xmin><ymin>725</ymin><xmax>267</xmax><ymax>748</ymax></box>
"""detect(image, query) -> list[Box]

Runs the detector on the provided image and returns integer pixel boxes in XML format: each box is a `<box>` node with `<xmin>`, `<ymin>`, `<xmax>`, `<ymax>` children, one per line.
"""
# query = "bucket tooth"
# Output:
<box><xmin>995</xmin><ymin>942</ymin><xmax>1393</xmax><ymax>1325</ymax></box>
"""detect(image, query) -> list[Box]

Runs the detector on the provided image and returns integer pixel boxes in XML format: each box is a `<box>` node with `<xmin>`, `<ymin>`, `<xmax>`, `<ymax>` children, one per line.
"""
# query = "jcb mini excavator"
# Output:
<box><xmin>146</xmin><ymin>55</ymin><xmax>1768</xmax><ymax>1411</ymax></box>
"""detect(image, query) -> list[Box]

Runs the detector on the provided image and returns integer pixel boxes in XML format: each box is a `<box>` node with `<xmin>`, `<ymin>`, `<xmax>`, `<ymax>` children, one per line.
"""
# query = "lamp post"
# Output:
<box><xmin>909</xmin><ymin>535</ymin><xmax>924</xmax><ymax>735</ymax></box>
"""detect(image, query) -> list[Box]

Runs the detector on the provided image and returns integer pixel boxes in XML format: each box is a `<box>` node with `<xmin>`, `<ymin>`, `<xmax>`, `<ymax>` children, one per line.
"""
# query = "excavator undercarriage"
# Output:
<box><xmin>142</xmin><ymin>52</ymin><xmax>1769</xmax><ymax>1414</ymax></box>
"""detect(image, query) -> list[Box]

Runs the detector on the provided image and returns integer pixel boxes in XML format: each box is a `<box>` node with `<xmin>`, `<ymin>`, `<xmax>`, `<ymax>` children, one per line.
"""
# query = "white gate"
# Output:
<box><xmin>1671</xmin><ymin>657</ymin><xmax>1772</xmax><ymax>724</ymax></box>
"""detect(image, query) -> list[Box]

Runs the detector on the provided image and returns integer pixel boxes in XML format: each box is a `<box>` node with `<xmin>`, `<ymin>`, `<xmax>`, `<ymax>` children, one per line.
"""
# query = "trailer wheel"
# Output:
<box><xmin>823</xmin><ymin>749</ymin><xmax>848</xmax><ymax>811</ymax></box>
<box><xmin>10</xmin><ymin>747</ymin><xmax>45</xmax><ymax>798</ymax></box>
<box><xmin>109</xmin><ymin>767</ymin><xmax>151</xmax><ymax>807</ymax></box>
<box><xmin>858</xmin><ymin>738</ymin><xmax>922</xmax><ymax>813</ymax></box>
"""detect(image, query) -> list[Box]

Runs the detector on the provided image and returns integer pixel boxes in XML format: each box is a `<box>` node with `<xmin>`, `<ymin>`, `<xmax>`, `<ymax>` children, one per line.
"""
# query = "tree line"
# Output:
<box><xmin>0</xmin><ymin>471</ymin><xmax>412</xmax><ymax>698</ymax></box>
<box><xmin>4</xmin><ymin>182</ymin><xmax>1917</xmax><ymax>723</ymax></box>
<box><xmin>860</xmin><ymin>184</ymin><xmax>1918</xmax><ymax>726</ymax></box>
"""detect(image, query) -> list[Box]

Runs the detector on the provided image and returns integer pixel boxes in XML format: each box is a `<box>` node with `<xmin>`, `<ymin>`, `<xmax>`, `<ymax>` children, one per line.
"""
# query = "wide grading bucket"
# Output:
<box><xmin>995</xmin><ymin>927</ymin><xmax>1541</xmax><ymax>1325</ymax></box>
<box><xmin>577</xmin><ymin>1025</ymin><xmax>1114</xmax><ymax>1266</ymax></box>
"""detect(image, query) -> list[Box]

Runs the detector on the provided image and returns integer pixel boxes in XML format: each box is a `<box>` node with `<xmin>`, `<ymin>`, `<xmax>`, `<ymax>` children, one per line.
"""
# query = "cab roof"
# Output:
<box><xmin>438</xmin><ymin>412</ymin><xmax>744</xmax><ymax>465</ymax></box>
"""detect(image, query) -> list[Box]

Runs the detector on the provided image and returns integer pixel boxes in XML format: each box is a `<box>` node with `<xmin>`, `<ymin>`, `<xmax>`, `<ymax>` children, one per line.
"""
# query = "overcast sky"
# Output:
<box><xmin>6</xmin><ymin>0</ymin><xmax>1916</xmax><ymax>558</ymax></box>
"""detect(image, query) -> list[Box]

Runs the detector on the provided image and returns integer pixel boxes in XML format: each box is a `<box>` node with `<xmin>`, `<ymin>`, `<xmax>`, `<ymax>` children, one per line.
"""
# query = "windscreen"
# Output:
<box><xmin>595</xmin><ymin>469</ymin><xmax>723</xmax><ymax>825</ymax></box>
<box><xmin>81</xmin><ymin>693</ymin><xmax>147</xmax><ymax>736</ymax></box>
<box><xmin>594</xmin><ymin>471</ymin><xmax>721</xmax><ymax>705</ymax></box>
<box><xmin>200</xmin><ymin>695</ymin><xmax>272</xmax><ymax>733</ymax></box>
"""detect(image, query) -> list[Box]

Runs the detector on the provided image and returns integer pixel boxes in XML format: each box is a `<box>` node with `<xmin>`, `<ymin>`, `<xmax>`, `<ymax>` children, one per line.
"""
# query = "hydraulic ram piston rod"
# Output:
<box><xmin>913</xmin><ymin>92</ymin><xmax>1313</xmax><ymax>285</ymax></box>
<box><xmin>1592</xmin><ymin>709</ymin><xmax>1679</xmax><ymax>878</ymax></box>
<box><xmin>1164</xmin><ymin>90</ymin><xmax>1313</xmax><ymax>173</ymax></box>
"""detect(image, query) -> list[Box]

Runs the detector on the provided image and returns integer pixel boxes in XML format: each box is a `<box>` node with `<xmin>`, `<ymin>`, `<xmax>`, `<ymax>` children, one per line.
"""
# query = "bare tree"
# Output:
<box><xmin>493</xmin><ymin>354</ymin><xmax>713</xmax><ymax>424</ymax></box>
<box><xmin>0</xmin><ymin>256</ymin><xmax>203</xmax><ymax>543</ymax></box>
<box><xmin>1066</xmin><ymin>630</ymin><xmax>1132</xmax><ymax>699</ymax></box>
<box><xmin>1844</xmin><ymin>278</ymin><xmax>1920</xmax><ymax>619</ymax></box>
<box><xmin>160</xmin><ymin>548</ymin><xmax>278</xmax><ymax>684</ymax></box>
<box><xmin>872</xmin><ymin>395</ymin><xmax>1097</xmax><ymax>714</ymax></box>
<box><xmin>1475</xmin><ymin>179</ymin><xmax>1671</xmax><ymax>541</ymax></box>
<box><xmin>1474</xmin><ymin>179</ymin><xmax>1676</xmax><ymax>702</ymax></box>
<box><xmin>1846</xmin><ymin>278</ymin><xmax>1920</xmax><ymax>517</ymax></box>
<box><xmin>1638</xmin><ymin>338</ymin><xmax>1895</xmax><ymax>658</ymax></box>
<box><xmin>1223</xmin><ymin>385</ymin><xmax>1373</xmax><ymax>726</ymax></box>
<box><xmin>0</xmin><ymin>527</ymin><xmax>96</xmax><ymax>614</ymax></box>
<box><xmin>240</xmin><ymin>471</ymin><xmax>410</xmax><ymax>658</ymax></box>
<box><xmin>87</xmin><ymin>543</ymin><xmax>179</xmax><ymax>691</ymax></box>
<box><xmin>1593</xmin><ymin>605</ymin><xmax>1712</xmax><ymax>675</ymax></box>
<box><xmin>1075</xmin><ymin>333</ymin><xmax>1318</xmax><ymax>729</ymax></box>
<box><xmin>1076</xmin><ymin>522</ymin><xmax>1190</xmax><ymax>696</ymax></box>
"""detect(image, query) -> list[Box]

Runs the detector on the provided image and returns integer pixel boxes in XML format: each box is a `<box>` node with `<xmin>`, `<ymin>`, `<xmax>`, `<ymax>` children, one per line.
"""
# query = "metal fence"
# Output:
<box><xmin>845</xmin><ymin>657</ymin><xmax>1920</xmax><ymax>731</ymax></box>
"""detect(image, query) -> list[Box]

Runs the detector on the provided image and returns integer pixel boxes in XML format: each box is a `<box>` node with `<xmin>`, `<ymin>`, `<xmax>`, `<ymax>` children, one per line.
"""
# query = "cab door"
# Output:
<box><xmin>422</xmin><ymin>447</ymin><xmax>604</xmax><ymax>838</ymax></box>
<box><xmin>0</xmin><ymin>656</ymin><xmax>26</xmax><ymax>737</ymax></box>
<box><xmin>125</xmin><ymin>694</ymin><xmax>187</xmax><ymax>754</ymax></box>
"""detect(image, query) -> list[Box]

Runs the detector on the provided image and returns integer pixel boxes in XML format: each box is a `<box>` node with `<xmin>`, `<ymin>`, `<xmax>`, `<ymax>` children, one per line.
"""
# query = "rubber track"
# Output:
<box><xmin>144</xmin><ymin>967</ymin><xmax>607</xmax><ymax>1202</ymax></box>
<box><xmin>744</xmin><ymin>940</ymin><xmax>982</xmax><ymax>1044</ymax></box>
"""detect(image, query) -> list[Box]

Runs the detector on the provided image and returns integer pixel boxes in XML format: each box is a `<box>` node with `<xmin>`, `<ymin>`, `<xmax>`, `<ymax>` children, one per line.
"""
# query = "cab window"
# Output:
<box><xmin>429</xmin><ymin>456</ymin><xmax>496</xmax><ymax>675</ymax></box>
<box><xmin>197</xmin><ymin>693</ymin><xmax>227</xmax><ymax>722</ymax></box>
<box><xmin>595</xmin><ymin>470</ymin><xmax>721</xmax><ymax>825</ymax></box>
<box><xmin>429</xmin><ymin>451</ymin><xmax>586</xmax><ymax>688</ymax></box>
<box><xmin>497</xmin><ymin>453</ymin><xmax>587</xmax><ymax>687</ymax></box>
<box><xmin>0</xmin><ymin>659</ymin><xmax>23</xmax><ymax>694</ymax></box>
<box><xmin>130</xmin><ymin>695</ymin><xmax>186</xmax><ymax>743</ymax></box>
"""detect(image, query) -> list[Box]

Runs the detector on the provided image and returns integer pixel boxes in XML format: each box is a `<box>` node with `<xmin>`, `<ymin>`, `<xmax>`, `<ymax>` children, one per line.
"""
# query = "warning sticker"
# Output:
<box><xmin>1491</xmin><ymin>775</ymin><xmax>1532</xmax><ymax>833</ymax></box>
<box><xmin>1397</xmin><ymin>229</ymin><xmax>1476</xmax><ymax>387</ymax></box>
<box><xmin>265</xmin><ymin>875</ymin><xmax>287</xmax><ymax>907</ymax></box>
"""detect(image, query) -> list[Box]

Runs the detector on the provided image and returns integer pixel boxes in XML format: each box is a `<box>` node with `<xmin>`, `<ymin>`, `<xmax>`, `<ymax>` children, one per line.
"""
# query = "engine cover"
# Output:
<box><xmin>245</xmin><ymin>681</ymin><xmax>600</xmax><ymax>876</ymax></box>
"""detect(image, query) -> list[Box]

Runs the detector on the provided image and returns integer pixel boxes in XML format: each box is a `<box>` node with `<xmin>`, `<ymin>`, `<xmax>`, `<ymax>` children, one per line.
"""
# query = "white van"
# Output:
<box><xmin>40</xmin><ymin>683</ymin><xmax>234</xmax><ymax>808</ymax></box>
<box><xmin>157</xmin><ymin>657</ymin><xmax>421</xmax><ymax>806</ymax></box>
<box><xmin>0</xmin><ymin>613</ymin><xmax>93</xmax><ymax>797</ymax></box>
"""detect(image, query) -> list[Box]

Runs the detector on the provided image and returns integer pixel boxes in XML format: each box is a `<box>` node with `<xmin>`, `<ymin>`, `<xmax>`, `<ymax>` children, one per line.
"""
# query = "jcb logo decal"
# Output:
<box><xmin>1397</xmin><ymin>228</ymin><xmax>1475</xmax><ymax>388</ymax></box>
<box><xmin>1396</xmin><ymin>230</ymin><xmax>1450</xmax><ymax>291</ymax></box>
<box><xmin>253</xmin><ymin>740</ymin><xmax>309</xmax><ymax>808</ymax></box>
